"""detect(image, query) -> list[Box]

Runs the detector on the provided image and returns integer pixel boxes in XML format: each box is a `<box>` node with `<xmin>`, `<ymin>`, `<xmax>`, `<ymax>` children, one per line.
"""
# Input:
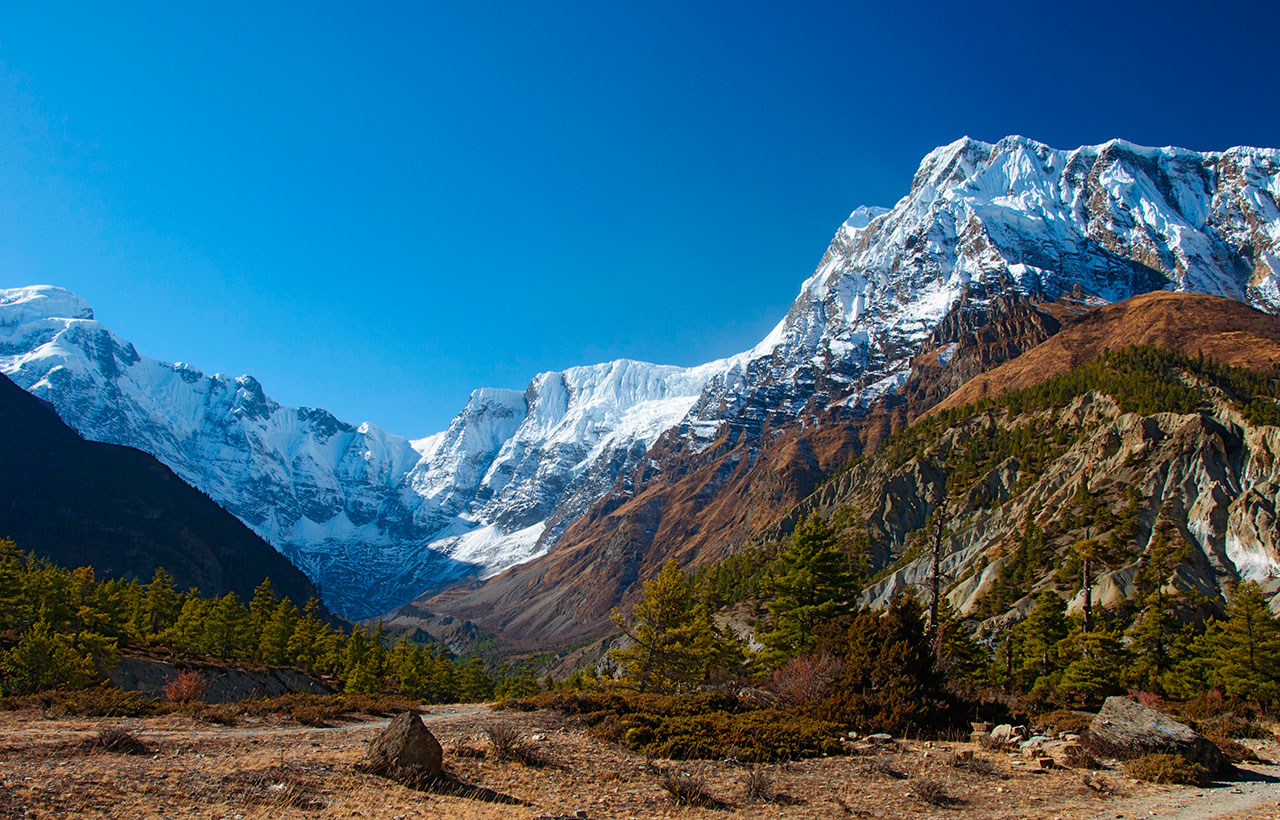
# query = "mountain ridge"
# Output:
<box><xmin>4</xmin><ymin>135</ymin><xmax>1279</xmax><ymax>622</ymax></box>
<box><xmin>0</xmin><ymin>371</ymin><xmax>319</xmax><ymax>605</ymax></box>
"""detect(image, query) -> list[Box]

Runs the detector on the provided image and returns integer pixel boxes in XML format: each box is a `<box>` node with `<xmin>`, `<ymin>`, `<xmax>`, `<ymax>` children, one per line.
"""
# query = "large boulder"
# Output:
<box><xmin>1086</xmin><ymin>697</ymin><xmax>1230</xmax><ymax>775</ymax></box>
<box><xmin>362</xmin><ymin>712</ymin><xmax>443</xmax><ymax>785</ymax></box>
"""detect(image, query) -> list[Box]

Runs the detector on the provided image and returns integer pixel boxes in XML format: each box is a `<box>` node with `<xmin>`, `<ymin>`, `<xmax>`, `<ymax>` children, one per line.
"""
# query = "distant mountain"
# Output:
<box><xmin>3</xmin><ymin>136</ymin><xmax>1279</xmax><ymax>626</ymax></box>
<box><xmin>0</xmin><ymin>371</ymin><xmax>318</xmax><ymax>604</ymax></box>
<box><xmin>410</xmin><ymin>138</ymin><xmax>1280</xmax><ymax>650</ymax></box>
<box><xmin>0</xmin><ymin>285</ymin><xmax>743</xmax><ymax>616</ymax></box>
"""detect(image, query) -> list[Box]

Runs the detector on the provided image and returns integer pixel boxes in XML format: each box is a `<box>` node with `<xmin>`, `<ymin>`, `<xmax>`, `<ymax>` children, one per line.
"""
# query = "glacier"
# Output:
<box><xmin>3</xmin><ymin>136</ymin><xmax>1278</xmax><ymax>617</ymax></box>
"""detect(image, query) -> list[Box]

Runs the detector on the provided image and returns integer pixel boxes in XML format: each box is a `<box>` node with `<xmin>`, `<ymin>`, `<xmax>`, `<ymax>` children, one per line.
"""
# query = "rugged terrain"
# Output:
<box><xmin>2</xmin><ymin>704</ymin><xmax>1278</xmax><ymax>820</ymax></box>
<box><xmin>4</xmin><ymin>136</ymin><xmax>1279</xmax><ymax>625</ymax></box>
<box><xmin>0</xmin><ymin>371</ymin><xmax>317</xmax><ymax>605</ymax></box>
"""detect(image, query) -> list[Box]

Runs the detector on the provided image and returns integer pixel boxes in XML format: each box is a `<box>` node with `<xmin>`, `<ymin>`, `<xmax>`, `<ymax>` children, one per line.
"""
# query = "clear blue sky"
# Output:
<box><xmin>2</xmin><ymin>1</ymin><xmax>1277</xmax><ymax>435</ymax></box>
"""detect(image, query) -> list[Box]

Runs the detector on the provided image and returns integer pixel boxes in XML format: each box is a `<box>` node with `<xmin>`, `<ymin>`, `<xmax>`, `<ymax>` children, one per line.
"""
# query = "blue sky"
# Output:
<box><xmin>2</xmin><ymin>1</ymin><xmax>1277</xmax><ymax>435</ymax></box>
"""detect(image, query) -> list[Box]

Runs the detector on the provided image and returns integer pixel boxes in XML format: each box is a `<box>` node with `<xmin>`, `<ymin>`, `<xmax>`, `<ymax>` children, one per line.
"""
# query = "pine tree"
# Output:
<box><xmin>142</xmin><ymin>567</ymin><xmax>181</xmax><ymax>639</ymax></box>
<box><xmin>0</xmin><ymin>620</ymin><xmax>96</xmax><ymax>695</ymax></box>
<box><xmin>1056</xmin><ymin>625</ymin><xmax>1127</xmax><ymax>705</ymax></box>
<box><xmin>258</xmin><ymin>598</ymin><xmax>299</xmax><ymax>666</ymax></box>
<box><xmin>248</xmin><ymin>578</ymin><xmax>277</xmax><ymax>637</ymax></box>
<box><xmin>0</xmin><ymin>540</ymin><xmax>23</xmax><ymax>631</ymax></box>
<box><xmin>1210</xmin><ymin>582</ymin><xmax>1280</xmax><ymax>705</ymax></box>
<box><xmin>609</xmin><ymin>559</ymin><xmax>740</xmax><ymax>692</ymax></box>
<box><xmin>761</xmin><ymin>515</ymin><xmax>854</xmax><ymax>661</ymax></box>
<box><xmin>286</xmin><ymin>598</ymin><xmax>328</xmax><ymax>672</ymax></box>
<box><xmin>203</xmin><ymin>593</ymin><xmax>253</xmax><ymax>660</ymax></box>
<box><xmin>826</xmin><ymin>594</ymin><xmax>947</xmax><ymax>734</ymax></box>
<box><xmin>1014</xmin><ymin>589</ymin><xmax>1069</xmax><ymax>691</ymax></box>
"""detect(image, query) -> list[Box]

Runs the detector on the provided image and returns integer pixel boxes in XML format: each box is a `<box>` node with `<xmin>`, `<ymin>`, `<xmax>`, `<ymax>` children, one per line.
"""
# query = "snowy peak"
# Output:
<box><xmin>4</xmin><ymin>138</ymin><xmax>1280</xmax><ymax>622</ymax></box>
<box><xmin>0</xmin><ymin>285</ymin><xmax>95</xmax><ymax>323</ymax></box>
<box><xmin>0</xmin><ymin>285</ymin><xmax>728</xmax><ymax>616</ymax></box>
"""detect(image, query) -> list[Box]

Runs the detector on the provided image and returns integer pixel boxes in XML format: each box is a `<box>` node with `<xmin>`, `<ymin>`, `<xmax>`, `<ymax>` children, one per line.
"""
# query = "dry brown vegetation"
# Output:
<box><xmin>3</xmin><ymin>701</ymin><xmax>1279</xmax><ymax>819</ymax></box>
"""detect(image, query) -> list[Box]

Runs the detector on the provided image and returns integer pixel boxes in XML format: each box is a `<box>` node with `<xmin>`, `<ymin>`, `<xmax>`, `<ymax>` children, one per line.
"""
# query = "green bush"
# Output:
<box><xmin>1124</xmin><ymin>753</ymin><xmax>1209</xmax><ymax>786</ymax></box>
<box><xmin>1033</xmin><ymin>708</ymin><xmax>1093</xmax><ymax>736</ymax></box>
<box><xmin>531</xmin><ymin>688</ymin><xmax>842</xmax><ymax>762</ymax></box>
<box><xmin>35</xmin><ymin>686</ymin><xmax>158</xmax><ymax>717</ymax></box>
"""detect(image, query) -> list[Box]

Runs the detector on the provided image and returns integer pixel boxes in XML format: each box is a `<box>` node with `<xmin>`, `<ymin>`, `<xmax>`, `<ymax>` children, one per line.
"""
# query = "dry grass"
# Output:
<box><xmin>0</xmin><ymin>701</ymin><xmax>1264</xmax><ymax>820</ymax></box>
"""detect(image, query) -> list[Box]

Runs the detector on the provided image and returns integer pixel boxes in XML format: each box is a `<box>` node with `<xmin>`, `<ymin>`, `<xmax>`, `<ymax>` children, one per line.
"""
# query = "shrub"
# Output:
<box><xmin>41</xmin><ymin>686</ymin><xmax>156</xmax><ymax>717</ymax></box>
<box><xmin>951</xmin><ymin>752</ymin><xmax>999</xmax><ymax>776</ymax></box>
<box><xmin>92</xmin><ymin>727</ymin><xmax>152</xmax><ymax>755</ymax></box>
<box><xmin>770</xmin><ymin>653</ymin><xmax>844</xmax><ymax>706</ymax></box>
<box><xmin>484</xmin><ymin>723</ymin><xmax>525</xmax><ymax>762</ymax></box>
<box><xmin>1125</xmin><ymin>754</ymin><xmax>1209</xmax><ymax>786</ymax></box>
<box><xmin>536</xmin><ymin>688</ymin><xmax>842</xmax><ymax>763</ymax></box>
<box><xmin>1200</xmin><ymin>731</ymin><xmax>1256</xmax><ymax>764</ymax></box>
<box><xmin>657</xmin><ymin>770</ymin><xmax>719</xmax><ymax>808</ymax></box>
<box><xmin>742</xmin><ymin>766</ymin><xmax>776</xmax><ymax>802</ymax></box>
<box><xmin>197</xmin><ymin>704</ymin><xmax>239</xmax><ymax>726</ymax></box>
<box><xmin>620</xmin><ymin>709</ymin><xmax>842</xmax><ymax>762</ymax></box>
<box><xmin>163</xmin><ymin>670</ymin><xmax>208</xmax><ymax>703</ymax></box>
<box><xmin>1033</xmin><ymin>708</ymin><xmax>1093</xmax><ymax>736</ymax></box>
<box><xmin>911</xmin><ymin>777</ymin><xmax>957</xmax><ymax>806</ymax></box>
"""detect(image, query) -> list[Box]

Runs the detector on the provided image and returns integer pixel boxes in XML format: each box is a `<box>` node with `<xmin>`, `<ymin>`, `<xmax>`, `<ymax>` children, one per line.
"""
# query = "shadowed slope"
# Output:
<box><xmin>0</xmin><ymin>372</ymin><xmax>319</xmax><ymax>604</ymax></box>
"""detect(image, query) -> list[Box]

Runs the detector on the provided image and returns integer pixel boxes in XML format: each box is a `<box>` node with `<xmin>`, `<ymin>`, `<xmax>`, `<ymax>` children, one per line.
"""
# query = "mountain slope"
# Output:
<box><xmin>0</xmin><ymin>372</ymin><xmax>318</xmax><ymax>604</ymax></box>
<box><xmin>0</xmin><ymin>286</ymin><xmax>736</xmax><ymax>616</ymax></box>
<box><xmin>4</xmin><ymin>136</ymin><xmax>1279</xmax><ymax>623</ymax></box>
<box><xmin>416</xmin><ymin>136</ymin><xmax>1280</xmax><ymax>649</ymax></box>
<box><xmin>783</xmin><ymin>341</ymin><xmax>1280</xmax><ymax>628</ymax></box>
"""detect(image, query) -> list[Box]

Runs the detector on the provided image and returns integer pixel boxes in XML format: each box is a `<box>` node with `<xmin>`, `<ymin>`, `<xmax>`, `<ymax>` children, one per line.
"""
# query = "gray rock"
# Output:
<box><xmin>1086</xmin><ymin>696</ymin><xmax>1230</xmax><ymax>775</ymax></box>
<box><xmin>990</xmin><ymin>724</ymin><xmax>1014</xmax><ymax>745</ymax></box>
<box><xmin>362</xmin><ymin>712</ymin><xmax>443</xmax><ymax>785</ymax></box>
<box><xmin>867</xmin><ymin>733</ymin><xmax>894</xmax><ymax>744</ymax></box>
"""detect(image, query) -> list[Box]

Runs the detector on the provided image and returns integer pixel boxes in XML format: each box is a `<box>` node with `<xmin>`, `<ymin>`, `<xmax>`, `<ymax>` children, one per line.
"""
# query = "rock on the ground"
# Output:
<box><xmin>1086</xmin><ymin>696</ymin><xmax>1230</xmax><ymax>775</ymax></box>
<box><xmin>362</xmin><ymin>712</ymin><xmax>443</xmax><ymax>785</ymax></box>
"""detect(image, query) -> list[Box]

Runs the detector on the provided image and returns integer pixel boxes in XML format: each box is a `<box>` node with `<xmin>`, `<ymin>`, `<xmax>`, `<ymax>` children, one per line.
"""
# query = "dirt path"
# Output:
<box><xmin>1088</xmin><ymin>765</ymin><xmax>1280</xmax><ymax>820</ymax></box>
<box><xmin>133</xmin><ymin>702</ymin><xmax>489</xmax><ymax>739</ymax></box>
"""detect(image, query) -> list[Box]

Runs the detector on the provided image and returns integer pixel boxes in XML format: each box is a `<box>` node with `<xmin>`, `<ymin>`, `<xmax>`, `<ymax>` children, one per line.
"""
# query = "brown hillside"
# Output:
<box><xmin>411</xmin><ymin>291</ymin><xmax>1280</xmax><ymax>653</ymax></box>
<box><xmin>936</xmin><ymin>291</ymin><xmax>1280</xmax><ymax>412</ymax></box>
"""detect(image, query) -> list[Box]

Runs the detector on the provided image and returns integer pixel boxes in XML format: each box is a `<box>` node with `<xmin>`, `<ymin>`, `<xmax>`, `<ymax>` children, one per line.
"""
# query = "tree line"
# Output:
<box><xmin>0</xmin><ymin>539</ymin><xmax>539</xmax><ymax>702</ymax></box>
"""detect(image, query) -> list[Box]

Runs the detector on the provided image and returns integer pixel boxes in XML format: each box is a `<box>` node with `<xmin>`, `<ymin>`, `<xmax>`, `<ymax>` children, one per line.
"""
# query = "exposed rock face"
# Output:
<box><xmin>419</xmin><ymin>292</ymin><xmax>1280</xmax><ymax>650</ymax></box>
<box><xmin>362</xmin><ymin>712</ymin><xmax>443</xmax><ymax>785</ymax></box>
<box><xmin>4</xmin><ymin>137</ymin><xmax>1279</xmax><ymax>624</ymax></box>
<box><xmin>108</xmin><ymin>656</ymin><xmax>333</xmax><ymax>704</ymax></box>
<box><xmin>1087</xmin><ymin>696</ymin><xmax>1230</xmax><ymax>775</ymax></box>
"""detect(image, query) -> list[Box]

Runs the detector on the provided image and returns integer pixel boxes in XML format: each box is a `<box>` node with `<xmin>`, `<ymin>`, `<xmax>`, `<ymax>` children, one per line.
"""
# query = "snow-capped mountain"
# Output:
<box><xmin>4</xmin><ymin>136</ymin><xmax>1278</xmax><ymax>620</ymax></box>
<box><xmin>682</xmin><ymin>136</ymin><xmax>1280</xmax><ymax>447</ymax></box>
<box><xmin>0</xmin><ymin>284</ymin><xmax>740</xmax><ymax>616</ymax></box>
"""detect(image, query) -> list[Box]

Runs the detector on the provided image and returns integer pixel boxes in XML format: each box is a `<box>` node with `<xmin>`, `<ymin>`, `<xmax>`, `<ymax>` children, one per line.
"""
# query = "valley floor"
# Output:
<box><xmin>0</xmin><ymin>704</ymin><xmax>1276</xmax><ymax>820</ymax></box>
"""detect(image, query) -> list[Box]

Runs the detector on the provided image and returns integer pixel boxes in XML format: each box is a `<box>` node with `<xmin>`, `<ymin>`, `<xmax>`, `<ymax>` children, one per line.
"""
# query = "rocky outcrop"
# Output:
<box><xmin>1086</xmin><ymin>697</ymin><xmax>1231</xmax><ymax>775</ymax></box>
<box><xmin>5</xmin><ymin>138</ymin><xmax>1280</xmax><ymax>627</ymax></box>
<box><xmin>107</xmin><ymin>655</ymin><xmax>333</xmax><ymax>703</ymax></box>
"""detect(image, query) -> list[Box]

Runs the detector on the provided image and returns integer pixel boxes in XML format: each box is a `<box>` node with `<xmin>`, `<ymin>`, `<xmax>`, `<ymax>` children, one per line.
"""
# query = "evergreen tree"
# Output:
<box><xmin>825</xmin><ymin>594</ymin><xmax>948</xmax><ymax>734</ymax></box>
<box><xmin>258</xmin><ymin>598</ymin><xmax>299</xmax><ymax>666</ymax></box>
<box><xmin>609</xmin><ymin>559</ymin><xmax>740</xmax><ymax>692</ymax></box>
<box><xmin>0</xmin><ymin>540</ymin><xmax>23</xmax><ymax>631</ymax></box>
<box><xmin>761</xmin><ymin>514</ymin><xmax>854</xmax><ymax>661</ymax></box>
<box><xmin>203</xmin><ymin>593</ymin><xmax>252</xmax><ymax>660</ymax></box>
<box><xmin>1210</xmin><ymin>582</ymin><xmax>1280</xmax><ymax>704</ymax></box>
<box><xmin>248</xmin><ymin>578</ymin><xmax>277</xmax><ymax>637</ymax></box>
<box><xmin>141</xmin><ymin>567</ymin><xmax>181</xmax><ymax>641</ymax></box>
<box><xmin>457</xmin><ymin>656</ymin><xmax>495</xmax><ymax>702</ymax></box>
<box><xmin>286</xmin><ymin>598</ymin><xmax>329</xmax><ymax>672</ymax></box>
<box><xmin>0</xmin><ymin>620</ymin><xmax>97</xmax><ymax>695</ymax></box>
<box><xmin>1014</xmin><ymin>589</ymin><xmax>1069</xmax><ymax>691</ymax></box>
<box><xmin>1056</xmin><ymin>625</ymin><xmax>1127</xmax><ymax>705</ymax></box>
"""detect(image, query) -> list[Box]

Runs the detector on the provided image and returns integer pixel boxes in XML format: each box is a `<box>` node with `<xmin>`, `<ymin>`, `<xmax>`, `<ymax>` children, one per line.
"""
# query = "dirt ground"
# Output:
<box><xmin>0</xmin><ymin>703</ymin><xmax>1277</xmax><ymax>820</ymax></box>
